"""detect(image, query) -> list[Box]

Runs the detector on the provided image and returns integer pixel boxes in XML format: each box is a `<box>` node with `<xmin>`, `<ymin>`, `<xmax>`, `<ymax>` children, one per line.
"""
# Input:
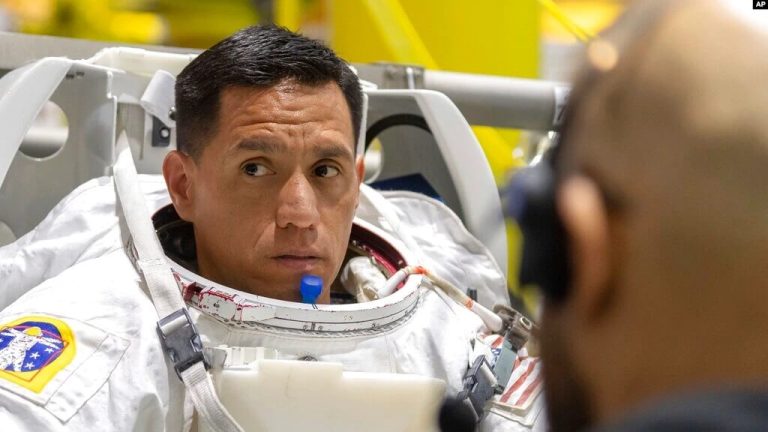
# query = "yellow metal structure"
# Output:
<box><xmin>275</xmin><ymin>0</ymin><xmax>303</xmax><ymax>31</ymax></box>
<box><xmin>329</xmin><ymin>0</ymin><xmax>539</xmax><ymax>183</ymax></box>
<box><xmin>538</xmin><ymin>0</ymin><xmax>595</xmax><ymax>42</ymax></box>
<box><xmin>541</xmin><ymin>0</ymin><xmax>622</xmax><ymax>43</ymax></box>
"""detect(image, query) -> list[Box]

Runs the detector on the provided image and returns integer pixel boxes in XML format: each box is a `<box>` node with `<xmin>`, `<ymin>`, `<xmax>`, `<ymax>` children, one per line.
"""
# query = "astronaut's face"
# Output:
<box><xmin>166</xmin><ymin>79</ymin><xmax>361</xmax><ymax>303</ymax></box>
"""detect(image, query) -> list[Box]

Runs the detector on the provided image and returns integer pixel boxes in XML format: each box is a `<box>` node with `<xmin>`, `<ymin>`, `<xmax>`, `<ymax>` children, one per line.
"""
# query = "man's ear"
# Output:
<box><xmin>355</xmin><ymin>156</ymin><xmax>365</xmax><ymax>184</ymax></box>
<box><xmin>557</xmin><ymin>175</ymin><xmax>613</xmax><ymax>321</ymax></box>
<box><xmin>353</xmin><ymin>156</ymin><xmax>365</xmax><ymax>211</ymax></box>
<box><xmin>162</xmin><ymin>150</ymin><xmax>196</xmax><ymax>222</ymax></box>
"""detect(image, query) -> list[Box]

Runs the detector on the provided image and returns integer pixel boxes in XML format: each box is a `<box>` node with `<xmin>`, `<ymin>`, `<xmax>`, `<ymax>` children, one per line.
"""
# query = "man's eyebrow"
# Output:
<box><xmin>233</xmin><ymin>139</ymin><xmax>354</xmax><ymax>160</ymax></box>
<box><xmin>313</xmin><ymin>143</ymin><xmax>354</xmax><ymax>161</ymax></box>
<box><xmin>235</xmin><ymin>139</ymin><xmax>286</xmax><ymax>153</ymax></box>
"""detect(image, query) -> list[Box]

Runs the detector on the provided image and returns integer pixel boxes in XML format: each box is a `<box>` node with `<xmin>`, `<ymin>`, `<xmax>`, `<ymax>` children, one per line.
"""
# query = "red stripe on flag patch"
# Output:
<box><xmin>500</xmin><ymin>359</ymin><xmax>537</xmax><ymax>403</ymax></box>
<box><xmin>513</xmin><ymin>373</ymin><xmax>542</xmax><ymax>407</ymax></box>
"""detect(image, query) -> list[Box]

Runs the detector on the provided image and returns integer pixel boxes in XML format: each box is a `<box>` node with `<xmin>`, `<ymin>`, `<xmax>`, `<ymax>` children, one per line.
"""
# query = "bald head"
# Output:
<box><xmin>542</xmin><ymin>1</ymin><xmax>768</xmax><ymax>429</ymax></box>
<box><xmin>565</xmin><ymin>0</ymin><xmax>768</xmax><ymax>297</ymax></box>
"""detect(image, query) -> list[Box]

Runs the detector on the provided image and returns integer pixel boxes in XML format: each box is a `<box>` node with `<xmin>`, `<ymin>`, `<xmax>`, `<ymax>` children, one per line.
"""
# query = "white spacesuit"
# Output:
<box><xmin>0</xmin><ymin>172</ymin><xmax>544</xmax><ymax>431</ymax></box>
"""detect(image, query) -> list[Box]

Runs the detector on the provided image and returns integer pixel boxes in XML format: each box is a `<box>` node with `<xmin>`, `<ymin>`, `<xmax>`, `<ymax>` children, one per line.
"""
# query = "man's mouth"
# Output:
<box><xmin>272</xmin><ymin>255</ymin><xmax>321</xmax><ymax>271</ymax></box>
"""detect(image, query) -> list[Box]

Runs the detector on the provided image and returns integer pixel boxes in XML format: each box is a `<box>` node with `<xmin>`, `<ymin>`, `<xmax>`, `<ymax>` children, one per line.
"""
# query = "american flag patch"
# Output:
<box><xmin>498</xmin><ymin>356</ymin><xmax>542</xmax><ymax>408</ymax></box>
<box><xmin>489</xmin><ymin>350</ymin><xmax>544</xmax><ymax>426</ymax></box>
<box><xmin>472</xmin><ymin>335</ymin><xmax>544</xmax><ymax>426</ymax></box>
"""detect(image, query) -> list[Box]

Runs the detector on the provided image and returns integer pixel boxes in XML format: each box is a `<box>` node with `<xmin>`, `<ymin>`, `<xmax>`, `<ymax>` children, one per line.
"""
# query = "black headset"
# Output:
<box><xmin>502</xmin><ymin>0</ymin><xmax>678</xmax><ymax>305</ymax></box>
<box><xmin>504</xmin><ymin>132</ymin><xmax>571</xmax><ymax>303</ymax></box>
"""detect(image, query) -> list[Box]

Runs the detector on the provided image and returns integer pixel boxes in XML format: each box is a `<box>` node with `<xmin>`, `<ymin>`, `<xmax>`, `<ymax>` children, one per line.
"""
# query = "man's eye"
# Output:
<box><xmin>242</xmin><ymin>162</ymin><xmax>273</xmax><ymax>177</ymax></box>
<box><xmin>314</xmin><ymin>165</ymin><xmax>340</xmax><ymax>178</ymax></box>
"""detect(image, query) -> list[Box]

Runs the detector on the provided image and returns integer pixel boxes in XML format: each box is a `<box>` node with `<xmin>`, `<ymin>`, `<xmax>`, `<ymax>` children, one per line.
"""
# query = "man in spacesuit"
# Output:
<box><xmin>0</xmin><ymin>25</ymin><xmax>540</xmax><ymax>431</ymax></box>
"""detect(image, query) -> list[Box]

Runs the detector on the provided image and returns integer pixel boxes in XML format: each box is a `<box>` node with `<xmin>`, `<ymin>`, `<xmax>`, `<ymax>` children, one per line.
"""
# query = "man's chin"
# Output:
<box><xmin>236</xmin><ymin>275</ymin><xmax>330</xmax><ymax>304</ymax></box>
<box><xmin>201</xmin><ymin>261</ymin><xmax>332</xmax><ymax>303</ymax></box>
<box><xmin>234</xmin><ymin>280</ymin><xmax>301</xmax><ymax>302</ymax></box>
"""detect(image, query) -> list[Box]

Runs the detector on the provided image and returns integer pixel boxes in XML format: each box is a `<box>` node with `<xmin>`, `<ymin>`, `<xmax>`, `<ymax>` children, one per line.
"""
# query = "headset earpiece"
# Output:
<box><xmin>505</xmin><ymin>161</ymin><xmax>570</xmax><ymax>303</ymax></box>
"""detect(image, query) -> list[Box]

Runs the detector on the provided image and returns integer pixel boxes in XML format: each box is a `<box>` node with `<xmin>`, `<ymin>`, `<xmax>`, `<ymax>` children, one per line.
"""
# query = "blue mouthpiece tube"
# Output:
<box><xmin>300</xmin><ymin>274</ymin><xmax>323</xmax><ymax>304</ymax></box>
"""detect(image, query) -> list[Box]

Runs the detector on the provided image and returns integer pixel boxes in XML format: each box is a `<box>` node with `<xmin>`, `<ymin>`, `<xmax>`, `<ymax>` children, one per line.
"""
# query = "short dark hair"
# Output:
<box><xmin>175</xmin><ymin>25</ymin><xmax>362</xmax><ymax>159</ymax></box>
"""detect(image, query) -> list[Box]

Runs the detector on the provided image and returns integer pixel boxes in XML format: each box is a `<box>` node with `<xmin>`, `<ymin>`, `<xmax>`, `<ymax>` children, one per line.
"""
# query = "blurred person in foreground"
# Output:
<box><xmin>509</xmin><ymin>0</ymin><xmax>768</xmax><ymax>430</ymax></box>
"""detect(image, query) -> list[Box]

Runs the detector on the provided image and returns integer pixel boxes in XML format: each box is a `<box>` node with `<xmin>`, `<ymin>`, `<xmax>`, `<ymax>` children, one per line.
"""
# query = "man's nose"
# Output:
<box><xmin>276</xmin><ymin>172</ymin><xmax>320</xmax><ymax>229</ymax></box>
